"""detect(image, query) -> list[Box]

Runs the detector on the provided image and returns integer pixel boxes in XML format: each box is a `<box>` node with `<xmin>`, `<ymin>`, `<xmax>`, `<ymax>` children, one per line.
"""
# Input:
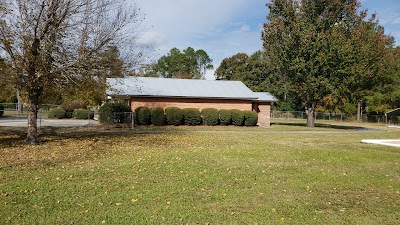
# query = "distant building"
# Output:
<box><xmin>107</xmin><ymin>77</ymin><xmax>278</xmax><ymax>126</ymax></box>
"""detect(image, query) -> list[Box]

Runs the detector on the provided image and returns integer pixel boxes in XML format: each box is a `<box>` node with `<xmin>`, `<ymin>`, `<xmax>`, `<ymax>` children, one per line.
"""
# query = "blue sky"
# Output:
<box><xmin>136</xmin><ymin>0</ymin><xmax>400</xmax><ymax>79</ymax></box>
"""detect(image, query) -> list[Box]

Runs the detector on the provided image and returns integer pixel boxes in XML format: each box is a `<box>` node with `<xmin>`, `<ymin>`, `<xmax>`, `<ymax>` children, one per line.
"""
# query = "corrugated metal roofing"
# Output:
<box><xmin>107</xmin><ymin>77</ymin><xmax>277</xmax><ymax>101</ymax></box>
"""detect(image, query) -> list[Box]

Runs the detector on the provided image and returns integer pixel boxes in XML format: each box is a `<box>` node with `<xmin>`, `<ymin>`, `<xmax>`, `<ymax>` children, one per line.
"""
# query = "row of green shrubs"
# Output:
<box><xmin>48</xmin><ymin>100</ymin><xmax>92</xmax><ymax>119</ymax></box>
<box><xmin>48</xmin><ymin>108</ymin><xmax>94</xmax><ymax>119</ymax></box>
<box><xmin>134</xmin><ymin>107</ymin><xmax>258</xmax><ymax>126</ymax></box>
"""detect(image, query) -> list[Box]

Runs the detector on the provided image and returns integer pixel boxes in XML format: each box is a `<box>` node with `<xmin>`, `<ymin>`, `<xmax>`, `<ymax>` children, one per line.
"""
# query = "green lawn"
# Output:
<box><xmin>1</xmin><ymin>124</ymin><xmax>399</xmax><ymax>224</ymax></box>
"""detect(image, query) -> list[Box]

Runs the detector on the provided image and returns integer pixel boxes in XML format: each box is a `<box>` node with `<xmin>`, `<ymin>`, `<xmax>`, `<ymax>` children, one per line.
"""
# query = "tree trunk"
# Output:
<box><xmin>357</xmin><ymin>100</ymin><xmax>361</xmax><ymax>122</ymax></box>
<box><xmin>26</xmin><ymin>38</ymin><xmax>42</xmax><ymax>144</ymax></box>
<box><xmin>305</xmin><ymin>105</ymin><xmax>315</xmax><ymax>128</ymax></box>
<box><xmin>17</xmin><ymin>89</ymin><xmax>23</xmax><ymax>113</ymax></box>
<box><xmin>27</xmin><ymin>93</ymin><xmax>40</xmax><ymax>144</ymax></box>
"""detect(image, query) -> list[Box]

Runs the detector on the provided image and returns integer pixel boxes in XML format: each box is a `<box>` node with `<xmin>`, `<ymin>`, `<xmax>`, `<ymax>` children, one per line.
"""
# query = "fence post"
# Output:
<box><xmin>131</xmin><ymin>112</ymin><xmax>134</xmax><ymax>129</ymax></box>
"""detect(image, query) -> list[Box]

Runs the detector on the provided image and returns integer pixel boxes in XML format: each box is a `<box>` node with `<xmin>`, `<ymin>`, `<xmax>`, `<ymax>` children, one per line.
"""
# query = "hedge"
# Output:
<box><xmin>135</xmin><ymin>107</ymin><xmax>151</xmax><ymax>125</ymax></box>
<box><xmin>0</xmin><ymin>105</ymin><xmax>4</xmax><ymax>117</ymax></box>
<box><xmin>243</xmin><ymin>110</ymin><xmax>258</xmax><ymax>126</ymax></box>
<box><xmin>61</xmin><ymin>100</ymin><xmax>87</xmax><ymax>118</ymax></box>
<box><xmin>230</xmin><ymin>109</ymin><xmax>244</xmax><ymax>126</ymax></box>
<box><xmin>134</xmin><ymin>107</ymin><xmax>144</xmax><ymax>124</ymax></box>
<box><xmin>165</xmin><ymin>107</ymin><xmax>183</xmax><ymax>126</ymax></box>
<box><xmin>182</xmin><ymin>108</ymin><xmax>202</xmax><ymax>126</ymax></box>
<box><xmin>48</xmin><ymin>108</ymin><xmax>66</xmax><ymax>119</ymax></box>
<box><xmin>99</xmin><ymin>102</ymin><xmax>131</xmax><ymax>124</ymax></box>
<box><xmin>72</xmin><ymin>109</ymin><xmax>94</xmax><ymax>119</ymax></box>
<box><xmin>150</xmin><ymin>107</ymin><xmax>166</xmax><ymax>126</ymax></box>
<box><xmin>219</xmin><ymin>109</ymin><xmax>231</xmax><ymax>126</ymax></box>
<box><xmin>201</xmin><ymin>108</ymin><xmax>219</xmax><ymax>126</ymax></box>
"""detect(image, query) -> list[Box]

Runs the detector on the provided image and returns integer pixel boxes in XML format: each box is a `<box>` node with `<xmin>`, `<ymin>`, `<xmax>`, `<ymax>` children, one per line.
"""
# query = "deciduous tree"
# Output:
<box><xmin>0</xmin><ymin>0</ymin><xmax>145</xmax><ymax>143</ymax></box>
<box><xmin>262</xmin><ymin>0</ymin><xmax>393</xmax><ymax>127</ymax></box>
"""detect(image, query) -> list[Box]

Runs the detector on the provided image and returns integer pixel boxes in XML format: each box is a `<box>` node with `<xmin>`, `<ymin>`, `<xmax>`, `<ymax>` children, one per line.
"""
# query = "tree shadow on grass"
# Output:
<box><xmin>0</xmin><ymin>127</ymin><xmax>191</xmax><ymax>169</ymax></box>
<box><xmin>272</xmin><ymin>122</ymin><xmax>369</xmax><ymax>130</ymax></box>
<box><xmin>0</xmin><ymin>131</ymin><xmax>27</xmax><ymax>147</ymax></box>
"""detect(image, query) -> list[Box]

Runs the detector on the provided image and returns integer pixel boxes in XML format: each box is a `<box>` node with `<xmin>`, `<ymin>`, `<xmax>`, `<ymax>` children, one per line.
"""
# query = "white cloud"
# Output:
<box><xmin>136</xmin><ymin>0</ymin><xmax>249</xmax><ymax>36</ymax></box>
<box><xmin>137</xmin><ymin>31</ymin><xmax>168</xmax><ymax>46</ymax></box>
<box><xmin>392</xmin><ymin>17</ymin><xmax>400</xmax><ymax>25</ymax></box>
<box><xmin>238</xmin><ymin>24</ymin><xmax>251</xmax><ymax>33</ymax></box>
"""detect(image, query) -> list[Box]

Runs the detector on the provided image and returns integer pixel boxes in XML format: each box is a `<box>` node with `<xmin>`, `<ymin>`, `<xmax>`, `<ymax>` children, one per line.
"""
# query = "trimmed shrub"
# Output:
<box><xmin>134</xmin><ymin>107</ymin><xmax>144</xmax><ymax>124</ymax></box>
<box><xmin>219</xmin><ymin>109</ymin><xmax>231</xmax><ymax>126</ymax></box>
<box><xmin>165</xmin><ymin>107</ymin><xmax>183</xmax><ymax>126</ymax></box>
<box><xmin>201</xmin><ymin>108</ymin><xmax>219</xmax><ymax>126</ymax></box>
<box><xmin>151</xmin><ymin>107</ymin><xmax>166</xmax><ymax>126</ymax></box>
<box><xmin>61</xmin><ymin>100</ymin><xmax>87</xmax><ymax>112</ymax></box>
<box><xmin>136</xmin><ymin>107</ymin><xmax>151</xmax><ymax>125</ymax></box>
<box><xmin>230</xmin><ymin>109</ymin><xmax>244</xmax><ymax>126</ymax></box>
<box><xmin>0</xmin><ymin>105</ymin><xmax>4</xmax><ymax>117</ymax></box>
<box><xmin>244</xmin><ymin>110</ymin><xmax>258</xmax><ymax>126</ymax></box>
<box><xmin>73</xmin><ymin>109</ymin><xmax>94</xmax><ymax>119</ymax></box>
<box><xmin>99</xmin><ymin>102</ymin><xmax>130</xmax><ymax>124</ymax></box>
<box><xmin>48</xmin><ymin>108</ymin><xmax>66</xmax><ymax>119</ymax></box>
<box><xmin>182</xmin><ymin>108</ymin><xmax>202</xmax><ymax>126</ymax></box>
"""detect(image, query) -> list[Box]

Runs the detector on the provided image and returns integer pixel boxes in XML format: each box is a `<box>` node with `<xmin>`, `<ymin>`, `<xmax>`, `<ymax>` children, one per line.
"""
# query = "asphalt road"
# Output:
<box><xmin>0</xmin><ymin>117</ymin><xmax>99</xmax><ymax>127</ymax></box>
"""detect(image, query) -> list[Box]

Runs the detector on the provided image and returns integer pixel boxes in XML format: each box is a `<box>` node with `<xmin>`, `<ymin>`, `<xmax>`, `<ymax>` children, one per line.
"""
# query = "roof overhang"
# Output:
<box><xmin>386</xmin><ymin>108</ymin><xmax>400</xmax><ymax>117</ymax></box>
<box><xmin>252</xmin><ymin>92</ymin><xmax>279</xmax><ymax>102</ymax></box>
<box><xmin>253</xmin><ymin>99</ymin><xmax>279</xmax><ymax>103</ymax></box>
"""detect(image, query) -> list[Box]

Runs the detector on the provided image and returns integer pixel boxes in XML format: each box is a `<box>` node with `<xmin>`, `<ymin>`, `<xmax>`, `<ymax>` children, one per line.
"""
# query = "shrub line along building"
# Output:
<box><xmin>106</xmin><ymin>77</ymin><xmax>278</xmax><ymax>126</ymax></box>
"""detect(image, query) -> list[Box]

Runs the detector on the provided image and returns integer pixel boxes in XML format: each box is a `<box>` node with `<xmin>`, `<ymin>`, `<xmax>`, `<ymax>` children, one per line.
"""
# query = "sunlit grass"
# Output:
<box><xmin>1</xmin><ymin>125</ymin><xmax>399</xmax><ymax>224</ymax></box>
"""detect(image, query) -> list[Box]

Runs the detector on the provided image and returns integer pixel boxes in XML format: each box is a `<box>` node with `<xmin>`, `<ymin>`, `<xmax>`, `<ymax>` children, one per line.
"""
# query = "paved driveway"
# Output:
<box><xmin>0</xmin><ymin>117</ymin><xmax>99</xmax><ymax>127</ymax></box>
<box><xmin>362</xmin><ymin>139</ymin><xmax>400</xmax><ymax>148</ymax></box>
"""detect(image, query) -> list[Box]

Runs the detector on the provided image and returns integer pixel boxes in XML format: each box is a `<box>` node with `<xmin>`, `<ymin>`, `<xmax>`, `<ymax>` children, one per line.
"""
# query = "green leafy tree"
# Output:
<box><xmin>195</xmin><ymin>49</ymin><xmax>214</xmax><ymax>79</ymax></box>
<box><xmin>215</xmin><ymin>51</ymin><xmax>300</xmax><ymax>111</ymax></box>
<box><xmin>153</xmin><ymin>47</ymin><xmax>213</xmax><ymax>79</ymax></box>
<box><xmin>366</xmin><ymin>47</ymin><xmax>400</xmax><ymax>114</ymax></box>
<box><xmin>262</xmin><ymin>0</ymin><xmax>393</xmax><ymax>127</ymax></box>
<box><xmin>215</xmin><ymin>53</ymin><xmax>248</xmax><ymax>80</ymax></box>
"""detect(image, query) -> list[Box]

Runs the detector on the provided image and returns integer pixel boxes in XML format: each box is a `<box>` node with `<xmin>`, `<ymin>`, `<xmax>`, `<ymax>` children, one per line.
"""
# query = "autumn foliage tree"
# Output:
<box><xmin>262</xmin><ymin>0</ymin><xmax>393</xmax><ymax>127</ymax></box>
<box><xmin>0</xmin><ymin>0</ymin><xmax>145</xmax><ymax>143</ymax></box>
<box><xmin>61</xmin><ymin>46</ymin><xmax>126</xmax><ymax>106</ymax></box>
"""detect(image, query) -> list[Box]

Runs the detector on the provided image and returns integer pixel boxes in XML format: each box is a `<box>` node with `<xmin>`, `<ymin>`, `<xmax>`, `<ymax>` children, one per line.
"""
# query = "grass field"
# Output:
<box><xmin>1</xmin><ymin>124</ymin><xmax>399</xmax><ymax>224</ymax></box>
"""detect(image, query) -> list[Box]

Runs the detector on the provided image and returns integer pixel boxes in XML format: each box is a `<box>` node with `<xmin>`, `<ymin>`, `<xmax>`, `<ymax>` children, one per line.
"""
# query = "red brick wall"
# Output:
<box><xmin>252</xmin><ymin>102</ymin><xmax>271</xmax><ymax>126</ymax></box>
<box><xmin>130</xmin><ymin>97</ymin><xmax>253</xmax><ymax>111</ymax></box>
<box><xmin>130</xmin><ymin>97</ymin><xmax>271</xmax><ymax>126</ymax></box>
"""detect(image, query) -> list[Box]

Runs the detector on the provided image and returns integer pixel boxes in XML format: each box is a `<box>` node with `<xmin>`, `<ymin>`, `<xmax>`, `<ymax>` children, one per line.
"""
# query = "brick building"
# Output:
<box><xmin>106</xmin><ymin>77</ymin><xmax>277</xmax><ymax>126</ymax></box>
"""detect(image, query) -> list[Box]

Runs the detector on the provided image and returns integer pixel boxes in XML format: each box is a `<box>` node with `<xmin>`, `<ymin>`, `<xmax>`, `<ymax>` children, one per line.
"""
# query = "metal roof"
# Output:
<box><xmin>107</xmin><ymin>77</ymin><xmax>277</xmax><ymax>101</ymax></box>
<box><xmin>386</xmin><ymin>108</ymin><xmax>400</xmax><ymax>117</ymax></box>
<box><xmin>253</xmin><ymin>92</ymin><xmax>279</xmax><ymax>102</ymax></box>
